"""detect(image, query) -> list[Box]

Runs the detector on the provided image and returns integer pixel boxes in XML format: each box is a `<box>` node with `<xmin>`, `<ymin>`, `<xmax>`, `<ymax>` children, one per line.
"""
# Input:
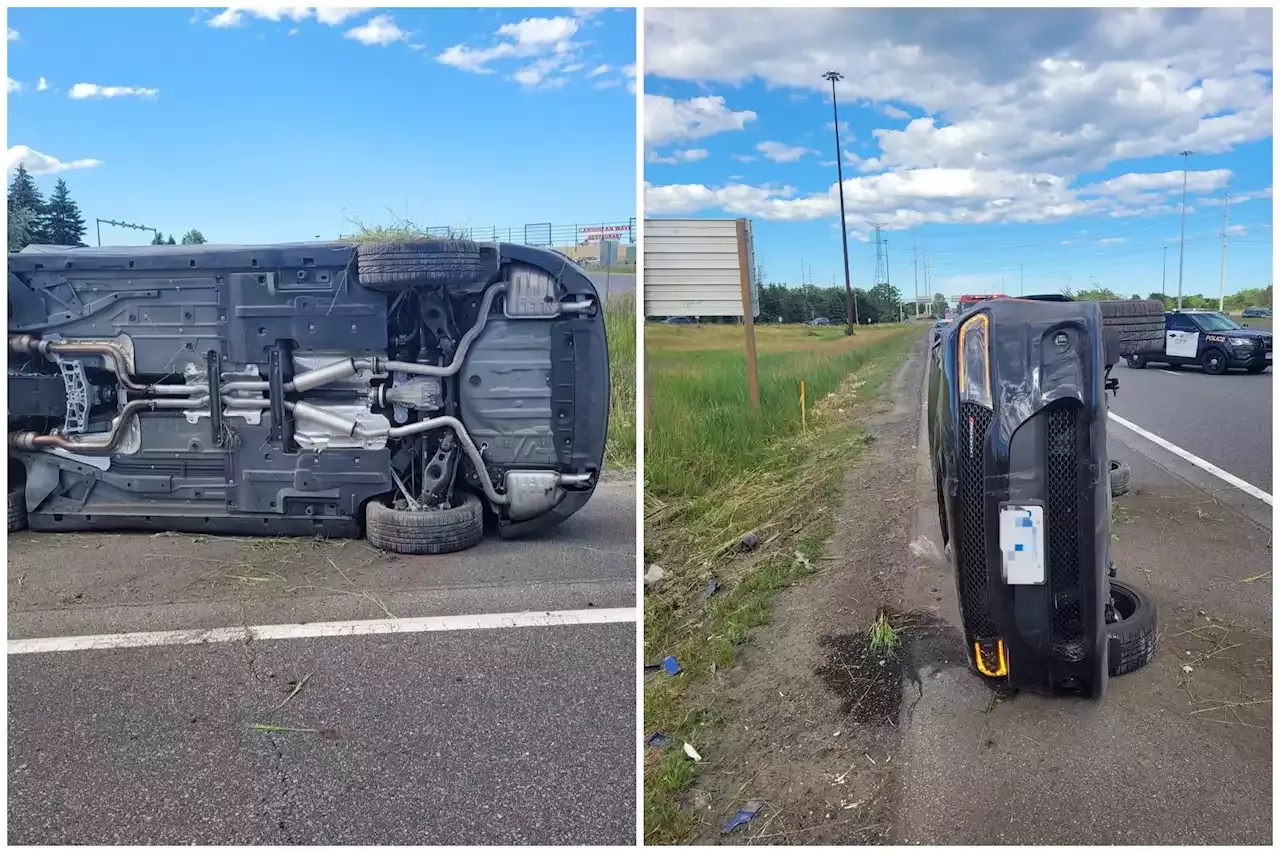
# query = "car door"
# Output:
<box><xmin>1165</xmin><ymin>313</ymin><xmax>1200</xmax><ymax>360</ymax></box>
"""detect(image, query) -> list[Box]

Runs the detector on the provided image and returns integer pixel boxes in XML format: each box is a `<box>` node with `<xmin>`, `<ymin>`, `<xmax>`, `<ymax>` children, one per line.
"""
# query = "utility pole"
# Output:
<box><xmin>1218</xmin><ymin>193</ymin><xmax>1230</xmax><ymax>312</ymax></box>
<box><xmin>1176</xmin><ymin>150</ymin><xmax>1192</xmax><ymax>310</ymax></box>
<box><xmin>912</xmin><ymin>232</ymin><xmax>920</xmax><ymax>317</ymax></box>
<box><xmin>1162</xmin><ymin>246</ymin><xmax>1167</xmax><ymax>294</ymax></box>
<box><xmin>824</xmin><ymin>70</ymin><xmax>857</xmax><ymax>332</ymax></box>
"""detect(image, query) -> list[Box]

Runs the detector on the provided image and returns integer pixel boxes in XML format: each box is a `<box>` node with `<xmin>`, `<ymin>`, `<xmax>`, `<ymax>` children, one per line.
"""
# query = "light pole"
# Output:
<box><xmin>1162</xmin><ymin>245</ymin><xmax>1167</xmax><ymax>294</ymax></box>
<box><xmin>824</xmin><ymin>70</ymin><xmax>857</xmax><ymax>333</ymax></box>
<box><xmin>1176</xmin><ymin>150</ymin><xmax>1192</xmax><ymax>310</ymax></box>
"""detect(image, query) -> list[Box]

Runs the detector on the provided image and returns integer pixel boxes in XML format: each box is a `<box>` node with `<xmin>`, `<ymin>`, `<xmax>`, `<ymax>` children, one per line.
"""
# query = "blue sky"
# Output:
<box><xmin>7</xmin><ymin>6</ymin><xmax>635</xmax><ymax>246</ymax></box>
<box><xmin>644</xmin><ymin>8</ymin><xmax>1273</xmax><ymax>303</ymax></box>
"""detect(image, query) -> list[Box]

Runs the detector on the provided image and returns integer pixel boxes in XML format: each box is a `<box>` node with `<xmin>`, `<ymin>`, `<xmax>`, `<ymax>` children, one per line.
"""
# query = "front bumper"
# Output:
<box><xmin>943</xmin><ymin>302</ymin><xmax>1110</xmax><ymax>697</ymax></box>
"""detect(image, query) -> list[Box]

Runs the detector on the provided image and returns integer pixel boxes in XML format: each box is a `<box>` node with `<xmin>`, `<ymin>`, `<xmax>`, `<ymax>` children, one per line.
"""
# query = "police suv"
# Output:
<box><xmin>1126</xmin><ymin>309</ymin><xmax>1272</xmax><ymax>375</ymax></box>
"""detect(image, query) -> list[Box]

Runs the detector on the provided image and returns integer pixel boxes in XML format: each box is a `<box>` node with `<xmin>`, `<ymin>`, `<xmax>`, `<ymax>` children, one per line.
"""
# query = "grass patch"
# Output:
<box><xmin>642</xmin><ymin>323</ymin><xmax>918</xmax><ymax>843</ymax></box>
<box><xmin>868</xmin><ymin>611</ymin><xmax>902</xmax><ymax>656</ymax></box>
<box><xmin>604</xmin><ymin>292</ymin><xmax>637</xmax><ymax>469</ymax></box>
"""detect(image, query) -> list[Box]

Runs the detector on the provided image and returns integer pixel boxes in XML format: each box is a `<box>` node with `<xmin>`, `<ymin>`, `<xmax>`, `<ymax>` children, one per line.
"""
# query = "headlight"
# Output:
<box><xmin>958</xmin><ymin>313</ymin><xmax>992</xmax><ymax>408</ymax></box>
<box><xmin>1228</xmin><ymin>337</ymin><xmax>1251</xmax><ymax>347</ymax></box>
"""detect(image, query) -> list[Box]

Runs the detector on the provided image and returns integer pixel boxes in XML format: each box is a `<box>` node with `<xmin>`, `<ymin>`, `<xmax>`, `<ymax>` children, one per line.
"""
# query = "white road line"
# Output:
<box><xmin>8</xmin><ymin>607</ymin><xmax>637</xmax><ymax>655</ymax></box>
<box><xmin>1108</xmin><ymin>412</ymin><xmax>1273</xmax><ymax>506</ymax></box>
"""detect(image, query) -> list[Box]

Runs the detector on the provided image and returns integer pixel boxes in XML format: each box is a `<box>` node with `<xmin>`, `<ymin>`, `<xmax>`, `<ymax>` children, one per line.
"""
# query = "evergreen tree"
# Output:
<box><xmin>151</xmin><ymin>231</ymin><xmax>167</xmax><ymax>245</ymax></box>
<box><xmin>8</xmin><ymin>164</ymin><xmax>49</xmax><ymax>246</ymax></box>
<box><xmin>43</xmin><ymin>179</ymin><xmax>88</xmax><ymax>246</ymax></box>
<box><xmin>8</xmin><ymin>206</ymin><xmax>38</xmax><ymax>253</ymax></box>
<box><xmin>180</xmin><ymin>229</ymin><xmax>207</xmax><ymax>245</ymax></box>
<box><xmin>167</xmin><ymin>235</ymin><xmax>176</xmax><ymax>245</ymax></box>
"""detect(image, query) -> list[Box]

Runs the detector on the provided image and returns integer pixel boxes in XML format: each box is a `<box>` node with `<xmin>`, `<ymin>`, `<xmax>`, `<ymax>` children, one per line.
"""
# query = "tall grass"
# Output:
<box><xmin>604</xmin><ymin>293</ymin><xmax>637</xmax><ymax>470</ymax></box>
<box><xmin>646</xmin><ymin>324</ymin><xmax>908</xmax><ymax>497</ymax></box>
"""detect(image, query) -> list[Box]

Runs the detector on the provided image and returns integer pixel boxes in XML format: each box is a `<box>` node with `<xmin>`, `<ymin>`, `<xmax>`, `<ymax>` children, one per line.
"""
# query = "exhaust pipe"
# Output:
<box><xmin>8</xmin><ymin>398</ymin><xmax>204</xmax><ymax>454</ymax></box>
<box><xmin>9</xmin><ymin>335</ymin><xmax>195</xmax><ymax>396</ymax></box>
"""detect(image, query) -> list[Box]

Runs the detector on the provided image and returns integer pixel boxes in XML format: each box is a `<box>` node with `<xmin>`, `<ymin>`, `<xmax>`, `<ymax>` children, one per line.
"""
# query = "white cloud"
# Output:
<box><xmin>732</xmin><ymin>153</ymin><xmax>757</xmax><ymax>162</ymax></box>
<box><xmin>207</xmin><ymin>8</ymin><xmax>368</xmax><ymax>29</ymax></box>
<box><xmin>644</xmin><ymin>8</ymin><xmax>1273</xmax><ymax>232</ymax></box>
<box><xmin>7</xmin><ymin>145</ymin><xmax>103</xmax><ymax>175</ymax></box>
<box><xmin>1098</xmin><ymin>237</ymin><xmax>1126</xmax><ymax>244</ymax></box>
<box><xmin>623</xmin><ymin>63</ymin><xmax>637</xmax><ymax>94</ymax></box>
<box><xmin>36</xmin><ymin>77</ymin><xmax>49</xmax><ymax>92</ymax></box>
<box><xmin>68</xmin><ymin>83</ymin><xmax>159</xmax><ymax>100</ymax></box>
<box><xmin>437</xmin><ymin>15</ymin><xmax>580</xmax><ymax>74</ymax></box>
<box><xmin>7</xmin><ymin>78</ymin><xmax>22</xmax><ymax>94</ymax></box>
<box><xmin>7</xmin><ymin>28</ymin><xmax>18</xmax><ymax>41</ymax></box>
<box><xmin>648</xmin><ymin>148</ymin><xmax>711</xmax><ymax>165</ymax></box>
<box><xmin>589</xmin><ymin>64</ymin><xmax>611</xmax><ymax>77</ymax></box>
<box><xmin>1226</xmin><ymin>224</ymin><xmax>1248</xmax><ymax>236</ymax></box>
<box><xmin>645</xmin><ymin>94</ymin><xmax>757</xmax><ymax>147</ymax></box>
<box><xmin>756</xmin><ymin>141</ymin><xmax>817</xmax><ymax>163</ymax></box>
<box><xmin>344</xmin><ymin>14</ymin><xmax>407</xmax><ymax>46</ymax></box>
<box><xmin>594</xmin><ymin>79</ymin><xmax>622</xmax><ymax>90</ymax></box>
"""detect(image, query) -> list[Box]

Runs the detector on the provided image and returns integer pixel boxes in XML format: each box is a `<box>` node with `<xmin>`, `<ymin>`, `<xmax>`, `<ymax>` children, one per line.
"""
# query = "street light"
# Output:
<box><xmin>1176</xmin><ymin>150</ymin><xmax>1192</xmax><ymax>310</ymax></box>
<box><xmin>824</xmin><ymin>70</ymin><xmax>857</xmax><ymax>333</ymax></box>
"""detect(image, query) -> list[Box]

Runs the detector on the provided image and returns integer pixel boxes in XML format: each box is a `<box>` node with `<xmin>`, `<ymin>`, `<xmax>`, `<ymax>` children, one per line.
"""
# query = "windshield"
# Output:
<box><xmin>1192</xmin><ymin>313</ymin><xmax>1243</xmax><ymax>332</ymax></box>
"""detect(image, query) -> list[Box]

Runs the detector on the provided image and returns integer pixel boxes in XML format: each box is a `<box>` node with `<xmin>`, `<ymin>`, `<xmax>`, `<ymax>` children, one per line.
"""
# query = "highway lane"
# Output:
<box><xmin>1111</xmin><ymin>360</ymin><xmax>1272</xmax><ymax>493</ymax></box>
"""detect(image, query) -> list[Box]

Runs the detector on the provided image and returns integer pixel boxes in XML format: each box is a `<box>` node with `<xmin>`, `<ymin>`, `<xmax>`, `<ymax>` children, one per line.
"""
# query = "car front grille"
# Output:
<box><xmin>958</xmin><ymin>401</ymin><xmax>995</xmax><ymax>637</ymax></box>
<box><xmin>1046</xmin><ymin>405</ymin><xmax>1084</xmax><ymax>656</ymax></box>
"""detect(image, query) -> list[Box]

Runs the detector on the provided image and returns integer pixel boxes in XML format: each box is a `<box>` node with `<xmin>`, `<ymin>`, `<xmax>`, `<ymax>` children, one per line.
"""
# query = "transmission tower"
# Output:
<box><xmin>870</xmin><ymin>223</ymin><xmax>889</xmax><ymax>288</ymax></box>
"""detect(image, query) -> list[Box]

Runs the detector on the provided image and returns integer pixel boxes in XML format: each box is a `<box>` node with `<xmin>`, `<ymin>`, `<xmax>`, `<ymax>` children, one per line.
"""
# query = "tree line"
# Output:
<box><xmin>7</xmin><ymin>164</ymin><xmax>206</xmax><ymax>252</ymax></box>
<box><xmin>1070</xmin><ymin>285</ymin><xmax>1272</xmax><ymax>313</ymax></box>
<box><xmin>755</xmin><ymin>282</ymin><xmax>944</xmax><ymax>324</ymax></box>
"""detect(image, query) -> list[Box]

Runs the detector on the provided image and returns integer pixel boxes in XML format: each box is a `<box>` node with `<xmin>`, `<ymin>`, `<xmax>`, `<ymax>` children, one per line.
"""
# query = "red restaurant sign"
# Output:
<box><xmin>579</xmin><ymin>224</ymin><xmax>633</xmax><ymax>243</ymax></box>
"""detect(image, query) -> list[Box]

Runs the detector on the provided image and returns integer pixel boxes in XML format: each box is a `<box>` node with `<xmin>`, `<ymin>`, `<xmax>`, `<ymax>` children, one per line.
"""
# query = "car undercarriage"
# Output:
<box><xmin>7</xmin><ymin>240</ymin><xmax>609</xmax><ymax>553</ymax></box>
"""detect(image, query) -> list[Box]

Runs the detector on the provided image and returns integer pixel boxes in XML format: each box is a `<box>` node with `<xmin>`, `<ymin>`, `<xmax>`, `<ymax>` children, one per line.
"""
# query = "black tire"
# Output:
<box><xmin>1126</xmin><ymin>354</ymin><xmax>1147</xmax><ymax>369</ymax></box>
<box><xmin>1109</xmin><ymin>459</ymin><xmax>1131</xmax><ymax>498</ymax></box>
<box><xmin>1201</xmin><ymin>347</ymin><xmax>1228</xmax><ymax>376</ymax></box>
<box><xmin>365</xmin><ymin>492</ymin><xmax>484</xmax><ymax>555</ymax></box>
<box><xmin>1107</xmin><ymin>580</ymin><xmax>1157</xmax><ymax>676</ymax></box>
<box><xmin>1097</xmin><ymin>300</ymin><xmax>1165</xmax><ymax>357</ymax></box>
<box><xmin>8</xmin><ymin>485</ymin><xmax>27</xmax><ymax>532</ymax></box>
<box><xmin>355</xmin><ymin>240</ymin><xmax>500</xmax><ymax>291</ymax></box>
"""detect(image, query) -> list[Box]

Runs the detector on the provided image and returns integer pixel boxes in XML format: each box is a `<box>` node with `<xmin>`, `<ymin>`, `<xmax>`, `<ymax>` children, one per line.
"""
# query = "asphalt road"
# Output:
<box><xmin>1113</xmin><ymin>359</ymin><xmax>1272</xmax><ymax>493</ymax></box>
<box><xmin>893</xmin><ymin>365</ymin><xmax>1272</xmax><ymax>844</ymax></box>
<box><xmin>7</xmin><ymin>479</ymin><xmax>637</xmax><ymax>844</ymax></box>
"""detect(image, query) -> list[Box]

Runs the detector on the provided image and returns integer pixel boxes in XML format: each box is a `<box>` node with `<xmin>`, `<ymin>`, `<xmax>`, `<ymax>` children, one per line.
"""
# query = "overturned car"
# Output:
<box><xmin>927</xmin><ymin>296</ymin><xmax>1158</xmax><ymax>698</ymax></box>
<box><xmin>8</xmin><ymin>240</ymin><xmax>609</xmax><ymax>554</ymax></box>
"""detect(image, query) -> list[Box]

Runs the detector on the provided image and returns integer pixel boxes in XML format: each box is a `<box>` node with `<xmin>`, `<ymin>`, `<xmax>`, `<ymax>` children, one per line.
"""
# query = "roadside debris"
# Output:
<box><xmin>644</xmin><ymin>564</ymin><xmax>666</xmax><ymax>585</ymax></box>
<box><xmin>699</xmin><ymin>578</ymin><xmax>720</xmax><ymax>602</ymax></box>
<box><xmin>794</xmin><ymin>550</ymin><xmax>813</xmax><ymax>571</ymax></box>
<box><xmin>740</xmin><ymin>531</ymin><xmax>760</xmax><ymax>551</ymax></box>
<box><xmin>269</xmin><ymin>671</ymin><xmax>314</xmax><ymax>711</ymax></box>
<box><xmin>645</xmin><ymin>731</ymin><xmax>674</xmax><ymax>748</ymax></box>
<box><xmin>683</xmin><ymin>742</ymin><xmax>703</xmax><ymax>762</ymax></box>
<box><xmin>723</xmin><ymin>801</ymin><xmax>763</xmax><ymax>834</ymax></box>
<box><xmin>663</xmin><ymin>655</ymin><xmax>683</xmax><ymax>676</ymax></box>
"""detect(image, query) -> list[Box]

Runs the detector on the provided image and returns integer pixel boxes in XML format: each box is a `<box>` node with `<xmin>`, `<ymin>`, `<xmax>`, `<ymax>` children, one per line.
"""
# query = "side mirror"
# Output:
<box><xmin>1243</xmin><ymin>323</ymin><xmax>1250</xmax><ymax>328</ymax></box>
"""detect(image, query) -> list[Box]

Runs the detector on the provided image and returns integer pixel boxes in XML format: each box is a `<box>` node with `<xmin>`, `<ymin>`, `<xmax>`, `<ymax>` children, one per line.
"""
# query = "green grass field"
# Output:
<box><xmin>642</xmin><ymin>321</ymin><xmax>918</xmax><ymax>843</ymax></box>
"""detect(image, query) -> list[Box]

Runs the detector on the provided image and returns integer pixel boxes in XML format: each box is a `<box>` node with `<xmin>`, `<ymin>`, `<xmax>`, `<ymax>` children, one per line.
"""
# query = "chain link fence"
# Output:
<box><xmin>422</xmin><ymin>219</ymin><xmax>636</xmax><ymax>247</ymax></box>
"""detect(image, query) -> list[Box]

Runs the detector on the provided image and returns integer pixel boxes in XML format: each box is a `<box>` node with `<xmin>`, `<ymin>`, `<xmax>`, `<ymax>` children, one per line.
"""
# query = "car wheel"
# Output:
<box><xmin>1107</xmin><ymin>579</ymin><xmax>1158</xmax><ymax>677</ymax></box>
<box><xmin>1097</xmin><ymin>300</ymin><xmax>1166</xmax><ymax>357</ymax></box>
<box><xmin>1109</xmin><ymin>459</ymin><xmax>1131</xmax><ymax>498</ymax></box>
<box><xmin>365</xmin><ymin>492</ymin><xmax>484</xmax><ymax>555</ymax></box>
<box><xmin>1125</xmin><ymin>354</ymin><xmax>1147</xmax><ymax>369</ymax></box>
<box><xmin>1201</xmin><ymin>348</ymin><xmax>1228</xmax><ymax>376</ymax></box>
<box><xmin>8</xmin><ymin>485</ymin><xmax>27</xmax><ymax>533</ymax></box>
<box><xmin>1246</xmin><ymin>363</ymin><xmax>1269</xmax><ymax>374</ymax></box>
<box><xmin>355</xmin><ymin>239</ymin><xmax>500</xmax><ymax>291</ymax></box>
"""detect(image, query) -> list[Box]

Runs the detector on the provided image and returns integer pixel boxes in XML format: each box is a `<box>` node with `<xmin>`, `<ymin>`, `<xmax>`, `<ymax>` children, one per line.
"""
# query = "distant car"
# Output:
<box><xmin>663</xmin><ymin>316</ymin><xmax>697</xmax><ymax>324</ymax></box>
<box><xmin>806</xmin><ymin>317</ymin><xmax>832</xmax><ymax>326</ymax></box>
<box><xmin>1127</xmin><ymin>310</ymin><xmax>1272</xmax><ymax>374</ymax></box>
<box><xmin>1242</xmin><ymin>307</ymin><xmax>1272</xmax><ymax>318</ymax></box>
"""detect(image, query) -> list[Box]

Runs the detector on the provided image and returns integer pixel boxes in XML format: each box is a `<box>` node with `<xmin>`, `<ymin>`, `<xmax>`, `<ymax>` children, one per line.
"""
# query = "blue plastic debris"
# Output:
<box><xmin>645</xmin><ymin>731</ymin><xmax>673</xmax><ymax>748</ymax></box>
<box><xmin>643</xmin><ymin>662</ymin><xmax>662</xmax><ymax>672</ymax></box>
<box><xmin>662</xmin><ymin>655</ymin><xmax>682</xmax><ymax>676</ymax></box>
<box><xmin>723</xmin><ymin>801</ymin><xmax>763</xmax><ymax>834</ymax></box>
<box><xmin>699</xmin><ymin>578</ymin><xmax>720</xmax><ymax>602</ymax></box>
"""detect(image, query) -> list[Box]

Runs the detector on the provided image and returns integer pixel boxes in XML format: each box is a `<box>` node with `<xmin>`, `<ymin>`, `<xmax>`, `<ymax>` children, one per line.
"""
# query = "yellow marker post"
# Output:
<box><xmin>800</xmin><ymin>380</ymin><xmax>807</xmax><ymax>432</ymax></box>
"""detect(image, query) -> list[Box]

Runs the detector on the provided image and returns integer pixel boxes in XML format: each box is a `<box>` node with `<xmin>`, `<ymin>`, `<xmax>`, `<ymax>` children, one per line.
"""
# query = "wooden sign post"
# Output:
<box><xmin>736</xmin><ymin>218</ymin><xmax>761</xmax><ymax>411</ymax></box>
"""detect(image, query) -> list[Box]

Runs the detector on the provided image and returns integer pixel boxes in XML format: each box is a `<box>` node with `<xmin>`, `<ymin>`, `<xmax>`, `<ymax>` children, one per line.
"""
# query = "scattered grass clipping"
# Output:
<box><xmin>642</xmin><ymin>323</ymin><xmax>918</xmax><ymax>843</ymax></box>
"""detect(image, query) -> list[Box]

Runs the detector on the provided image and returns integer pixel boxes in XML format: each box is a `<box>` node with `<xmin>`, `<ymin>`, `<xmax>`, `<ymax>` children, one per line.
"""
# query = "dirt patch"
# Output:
<box><xmin>676</xmin><ymin>338</ymin><xmax>930</xmax><ymax>845</ymax></box>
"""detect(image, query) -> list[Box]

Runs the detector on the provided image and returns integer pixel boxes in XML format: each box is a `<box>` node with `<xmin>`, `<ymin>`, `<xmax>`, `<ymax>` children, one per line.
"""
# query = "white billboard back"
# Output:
<box><xmin>643</xmin><ymin>218</ymin><xmax>760</xmax><ymax>318</ymax></box>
